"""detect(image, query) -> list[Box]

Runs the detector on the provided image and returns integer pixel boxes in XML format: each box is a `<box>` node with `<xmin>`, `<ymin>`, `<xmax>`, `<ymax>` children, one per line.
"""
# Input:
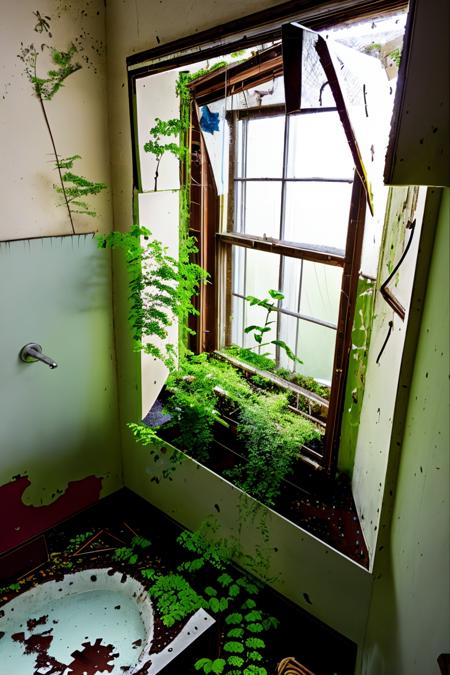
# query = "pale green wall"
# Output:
<box><xmin>362</xmin><ymin>188</ymin><xmax>449</xmax><ymax>674</ymax></box>
<box><xmin>0</xmin><ymin>236</ymin><xmax>122</xmax><ymax>502</ymax></box>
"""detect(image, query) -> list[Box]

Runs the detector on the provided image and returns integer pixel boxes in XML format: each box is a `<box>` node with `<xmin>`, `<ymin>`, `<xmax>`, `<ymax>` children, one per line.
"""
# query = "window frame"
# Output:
<box><xmin>188</xmin><ymin>74</ymin><xmax>367</xmax><ymax>475</ymax></box>
<box><xmin>126</xmin><ymin>0</ymin><xmax>403</xmax><ymax>474</ymax></box>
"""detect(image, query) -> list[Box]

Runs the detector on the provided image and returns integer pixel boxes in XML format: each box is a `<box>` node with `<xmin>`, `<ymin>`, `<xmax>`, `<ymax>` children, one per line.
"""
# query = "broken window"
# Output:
<box><xmin>128</xmin><ymin>6</ymin><xmax>406</xmax><ymax>473</ymax></box>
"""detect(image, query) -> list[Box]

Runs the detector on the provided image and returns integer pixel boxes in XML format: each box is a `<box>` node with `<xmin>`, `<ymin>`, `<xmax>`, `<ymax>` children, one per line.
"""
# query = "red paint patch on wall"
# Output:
<box><xmin>0</xmin><ymin>475</ymin><xmax>102</xmax><ymax>555</ymax></box>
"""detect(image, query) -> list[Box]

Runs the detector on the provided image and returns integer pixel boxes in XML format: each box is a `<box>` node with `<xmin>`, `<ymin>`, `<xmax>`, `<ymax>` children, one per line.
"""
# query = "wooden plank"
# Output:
<box><xmin>217</xmin><ymin>231</ymin><xmax>345</xmax><ymax>266</ymax></box>
<box><xmin>324</xmin><ymin>171</ymin><xmax>367</xmax><ymax>474</ymax></box>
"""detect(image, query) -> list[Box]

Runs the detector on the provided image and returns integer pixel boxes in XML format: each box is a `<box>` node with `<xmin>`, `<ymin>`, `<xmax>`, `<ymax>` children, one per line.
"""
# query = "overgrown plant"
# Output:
<box><xmin>159</xmin><ymin>353</ymin><xmax>321</xmax><ymax>506</ymax></box>
<box><xmin>97</xmin><ymin>225</ymin><xmax>207</xmax><ymax>371</ymax></box>
<box><xmin>175</xmin><ymin>527</ymin><xmax>278</xmax><ymax>675</ymax></box>
<box><xmin>18</xmin><ymin>13</ymin><xmax>106</xmax><ymax>233</ymax></box>
<box><xmin>144</xmin><ymin>117</ymin><xmax>186</xmax><ymax>191</ymax></box>
<box><xmin>226</xmin><ymin>393</ymin><xmax>319</xmax><ymax>506</ymax></box>
<box><xmin>244</xmin><ymin>290</ymin><xmax>302</xmax><ymax>370</ymax></box>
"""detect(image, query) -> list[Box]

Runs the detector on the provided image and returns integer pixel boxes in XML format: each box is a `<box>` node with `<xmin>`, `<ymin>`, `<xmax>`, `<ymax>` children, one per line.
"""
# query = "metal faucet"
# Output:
<box><xmin>19</xmin><ymin>343</ymin><xmax>58</xmax><ymax>369</ymax></box>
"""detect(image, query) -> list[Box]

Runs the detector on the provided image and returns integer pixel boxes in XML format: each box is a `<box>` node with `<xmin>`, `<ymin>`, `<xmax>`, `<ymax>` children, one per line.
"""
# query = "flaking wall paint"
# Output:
<box><xmin>0</xmin><ymin>236</ymin><xmax>121</xmax><ymax>509</ymax></box>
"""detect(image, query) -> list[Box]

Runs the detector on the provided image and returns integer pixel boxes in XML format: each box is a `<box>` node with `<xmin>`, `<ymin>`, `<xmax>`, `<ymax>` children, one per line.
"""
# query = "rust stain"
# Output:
<box><xmin>67</xmin><ymin>638</ymin><xmax>119</xmax><ymax>674</ymax></box>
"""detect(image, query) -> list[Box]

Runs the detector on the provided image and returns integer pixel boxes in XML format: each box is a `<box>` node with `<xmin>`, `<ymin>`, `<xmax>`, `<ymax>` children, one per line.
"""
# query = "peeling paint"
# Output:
<box><xmin>0</xmin><ymin>475</ymin><xmax>102</xmax><ymax>555</ymax></box>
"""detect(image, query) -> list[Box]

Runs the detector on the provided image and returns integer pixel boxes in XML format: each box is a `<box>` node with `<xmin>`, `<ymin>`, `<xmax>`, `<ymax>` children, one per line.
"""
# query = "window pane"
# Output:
<box><xmin>229</xmin><ymin>247</ymin><xmax>280</xmax><ymax>355</ymax></box>
<box><xmin>296</xmin><ymin>320</ymin><xmax>336</xmax><ymax>384</ymax></box>
<box><xmin>231</xmin><ymin>295</ymin><xmax>244</xmax><ymax>346</ymax></box>
<box><xmin>235</xmin><ymin>181</ymin><xmax>282</xmax><ymax>239</ymax></box>
<box><xmin>278</xmin><ymin>313</ymin><xmax>299</xmax><ymax>370</ymax></box>
<box><xmin>299</xmin><ymin>261</ymin><xmax>342</xmax><ymax>326</ymax></box>
<box><xmin>239</xmin><ymin>116</ymin><xmax>285</xmax><ymax>178</ymax></box>
<box><xmin>283</xmin><ymin>181</ymin><xmax>352</xmax><ymax>251</ymax></box>
<box><xmin>287</xmin><ymin>112</ymin><xmax>354</xmax><ymax>179</ymax></box>
<box><xmin>301</xmin><ymin>30</ymin><xmax>336</xmax><ymax>109</ymax></box>
<box><xmin>232</xmin><ymin>245</ymin><xmax>246</xmax><ymax>295</ymax></box>
<box><xmin>245</xmin><ymin>248</ymin><xmax>280</xmax><ymax>299</ymax></box>
<box><xmin>281</xmin><ymin>257</ymin><xmax>302</xmax><ymax>314</ymax></box>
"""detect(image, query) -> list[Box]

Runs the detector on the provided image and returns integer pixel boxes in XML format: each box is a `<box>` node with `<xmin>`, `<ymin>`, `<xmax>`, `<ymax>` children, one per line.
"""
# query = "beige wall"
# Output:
<box><xmin>0</xmin><ymin>0</ymin><xmax>112</xmax><ymax>239</ymax></box>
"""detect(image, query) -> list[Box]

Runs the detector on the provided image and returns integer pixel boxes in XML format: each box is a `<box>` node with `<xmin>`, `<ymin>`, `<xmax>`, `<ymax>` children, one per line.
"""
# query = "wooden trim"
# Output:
<box><xmin>217</xmin><ymin>231</ymin><xmax>345</xmax><ymax>266</ymax></box>
<box><xmin>126</xmin><ymin>0</ymin><xmax>407</xmax><ymax>74</ymax></box>
<box><xmin>380</xmin><ymin>286</ymin><xmax>406</xmax><ymax>320</ymax></box>
<box><xmin>324</xmin><ymin>171</ymin><xmax>367</xmax><ymax>474</ymax></box>
<box><xmin>235</xmin><ymin>105</ymin><xmax>338</xmax><ymax>120</ymax></box>
<box><xmin>188</xmin><ymin>46</ymin><xmax>283</xmax><ymax>106</ymax></box>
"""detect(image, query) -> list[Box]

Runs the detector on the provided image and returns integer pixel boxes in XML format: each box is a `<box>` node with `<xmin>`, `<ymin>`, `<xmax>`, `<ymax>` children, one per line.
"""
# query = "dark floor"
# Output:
<box><xmin>0</xmin><ymin>489</ymin><xmax>357</xmax><ymax>674</ymax></box>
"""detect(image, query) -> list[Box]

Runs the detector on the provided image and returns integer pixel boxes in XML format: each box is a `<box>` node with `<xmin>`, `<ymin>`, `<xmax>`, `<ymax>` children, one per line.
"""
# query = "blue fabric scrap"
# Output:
<box><xmin>200</xmin><ymin>105</ymin><xmax>220</xmax><ymax>134</ymax></box>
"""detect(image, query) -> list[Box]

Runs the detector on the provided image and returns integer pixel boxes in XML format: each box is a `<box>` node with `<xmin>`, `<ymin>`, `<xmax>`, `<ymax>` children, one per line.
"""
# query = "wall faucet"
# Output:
<box><xmin>20</xmin><ymin>343</ymin><xmax>58</xmax><ymax>369</ymax></box>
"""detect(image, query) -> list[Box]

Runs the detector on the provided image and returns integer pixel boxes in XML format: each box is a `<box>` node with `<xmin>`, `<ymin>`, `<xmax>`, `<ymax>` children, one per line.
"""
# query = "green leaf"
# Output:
<box><xmin>211</xmin><ymin>659</ymin><xmax>226</xmax><ymax>674</ymax></box>
<box><xmin>209</xmin><ymin>597</ymin><xmax>220</xmax><ymax>613</ymax></box>
<box><xmin>218</xmin><ymin>597</ymin><xmax>229</xmax><ymax>611</ymax></box>
<box><xmin>227</xmin><ymin>656</ymin><xmax>245</xmax><ymax>667</ymax></box>
<box><xmin>244</xmin><ymin>610</ymin><xmax>263</xmax><ymax>622</ymax></box>
<box><xmin>271</xmin><ymin>339</ymin><xmax>303</xmax><ymax>364</ymax></box>
<box><xmin>248</xmin><ymin>650</ymin><xmax>263</xmax><ymax>662</ymax></box>
<box><xmin>245</xmin><ymin>637</ymin><xmax>265</xmax><ymax>649</ymax></box>
<box><xmin>217</xmin><ymin>573</ymin><xmax>233</xmax><ymax>587</ymax></box>
<box><xmin>195</xmin><ymin>658</ymin><xmax>212</xmax><ymax>672</ymax></box>
<box><xmin>204</xmin><ymin>586</ymin><xmax>217</xmax><ymax>597</ymax></box>
<box><xmin>228</xmin><ymin>584</ymin><xmax>240</xmax><ymax>597</ymax></box>
<box><xmin>268</xmin><ymin>289</ymin><xmax>284</xmax><ymax>300</ymax></box>
<box><xmin>245</xmin><ymin>295</ymin><xmax>272</xmax><ymax>310</ymax></box>
<box><xmin>223</xmin><ymin>641</ymin><xmax>244</xmax><ymax>653</ymax></box>
<box><xmin>225</xmin><ymin>612</ymin><xmax>243</xmax><ymax>625</ymax></box>
<box><xmin>227</xmin><ymin>627</ymin><xmax>244</xmax><ymax>639</ymax></box>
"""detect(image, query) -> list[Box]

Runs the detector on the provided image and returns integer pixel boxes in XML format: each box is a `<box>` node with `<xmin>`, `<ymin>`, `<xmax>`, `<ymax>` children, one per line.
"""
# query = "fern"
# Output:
<box><xmin>18</xmin><ymin>16</ymin><xmax>104</xmax><ymax>234</ymax></box>
<box><xmin>144</xmin><ymin>117</ymin><xmax>186</xmax><ymax>190</ymax></box>
<box><xmin>149</xmin><ymin>574</ymin><xmax>206</xmax><ymax>627</ymax></box>
<box><xmin>98</xmin><ymin>225</ymin><xmax>206</xmax><ymax>372</ymax></box>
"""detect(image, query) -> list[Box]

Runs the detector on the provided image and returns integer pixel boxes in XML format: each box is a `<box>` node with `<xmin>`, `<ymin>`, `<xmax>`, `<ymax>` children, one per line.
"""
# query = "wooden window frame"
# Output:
<box><xmin>189</xmin><ymin>93</ymin><xmax>366</xmax><ymax>476</ymax></box>
<box><xmin>126</xmin><ymin>0</ymin><xmax>403</xmax><ymax>474</ymax></box>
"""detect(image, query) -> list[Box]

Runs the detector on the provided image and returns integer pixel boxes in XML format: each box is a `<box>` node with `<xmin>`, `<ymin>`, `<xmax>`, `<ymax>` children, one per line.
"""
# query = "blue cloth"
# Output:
<box><xmin>200</xmin><ymin>105</ymin><xmax>220</xmax><ymax>134</ymax></box>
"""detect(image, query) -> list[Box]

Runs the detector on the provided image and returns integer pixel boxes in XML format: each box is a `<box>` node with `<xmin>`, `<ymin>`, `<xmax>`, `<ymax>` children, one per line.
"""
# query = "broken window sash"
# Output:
<box><xmin>283</xmin><ymin>22</ymin><xmax>391</xmax><ymax>216</ymax></box>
